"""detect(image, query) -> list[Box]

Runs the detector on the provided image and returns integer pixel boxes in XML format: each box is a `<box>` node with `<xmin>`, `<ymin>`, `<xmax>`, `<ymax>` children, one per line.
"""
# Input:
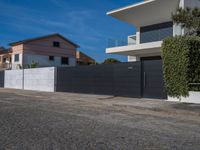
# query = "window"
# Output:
<box><xmin>140</xmin><ymin>22</ymin><xmax>173</xmax><ymax>43</ymax></box>
<box><xmin>61</xmin><ymin>57</ymin><xmax>69</xmax><ymax>65</ymax></box>
<box><xmin>49</xmin><ymin>56</ymin><xmax>54</xmax><ymax>61</ymax></box>
<box><xmin>14</xmin><ymin>54</ymin><xmax>19</xmax><ymax>62</ymax></box>
<box><xmin>3</xmin><ymin>58</ymin><xmax>6</xmax><ymax>63</ymax></box>
<box><xmin>53</xmin><ymin>41</ymin><xmax>60</xmax><ymax>47</ymax></box>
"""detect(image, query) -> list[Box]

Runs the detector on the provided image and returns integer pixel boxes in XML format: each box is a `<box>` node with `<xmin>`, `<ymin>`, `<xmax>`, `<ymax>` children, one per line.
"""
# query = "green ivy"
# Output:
<box><xmin>187</xmin><ymin>37</ymin><xmax>200</xmax><ymax>91</ymax></box>
<box><xmin>162</xmin><ymin>36</ymin><xmax>189</xmax><ymax>98</ymax></box>
<box><xmin>162</xmin><ymin>36</ymin><xmax>200</xmax><ymax>98</ymax></box>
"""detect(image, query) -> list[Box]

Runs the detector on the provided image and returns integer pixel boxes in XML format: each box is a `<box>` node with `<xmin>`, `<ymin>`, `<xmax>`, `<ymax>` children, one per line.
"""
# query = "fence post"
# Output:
<box><xmin>54</xmin><ymin>67</ymin><xmax>57</xmax><ymax>92</ymax></box>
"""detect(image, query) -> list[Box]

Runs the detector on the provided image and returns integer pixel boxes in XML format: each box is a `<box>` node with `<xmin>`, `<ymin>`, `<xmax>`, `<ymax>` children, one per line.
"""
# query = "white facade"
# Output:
<box><xmin>11</xmin><ymin>53</ymin><xmax>76</xmax><ymax>70</ymax></box>
<box><xmin>106</xmin><ymin>0</ymin><xmax>200</xmax><ymax>62</ymax></box>
<box><xmin>128</xmin><ymin>56</ymin><xmax>139</xmax><ymax>62</ymax></box>
<box><xmin>23</xmin><ymin>54</ymin><xmax>76</xmax><ymax>68</ymax></box>
<box><xmin>11</xmin><ymin>53</ymin><xmax>23</xmax><ymax>70</ymax></box>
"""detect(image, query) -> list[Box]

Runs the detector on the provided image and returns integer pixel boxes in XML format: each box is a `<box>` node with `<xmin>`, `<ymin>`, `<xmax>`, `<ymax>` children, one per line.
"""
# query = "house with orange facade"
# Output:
<box><xmin>9</xmin><ymin>33</ymin><xmax>79</xmax><ymax>69</ymax></box>
<box><xmin>0</xmin><ymin>47</ymin><xmax>12</xmax><ymax>70</ymax></box>
<box><xmin>76</xmin><ymin>50</ymin><xmax>96</xmax><ymax>65</ymax></box>
<box><xmin>0</xmin><ymin>33</ymin><xmax>95</xmax><ymax>70</ymax></box>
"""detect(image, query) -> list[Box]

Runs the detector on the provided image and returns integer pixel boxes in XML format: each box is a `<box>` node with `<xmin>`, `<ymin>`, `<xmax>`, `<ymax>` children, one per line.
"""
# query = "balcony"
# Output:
<box><xmin>107</xmin><ymin>35</ymin><xmax>136</xmax><ymax>48</ymax></box>
<box><xmin>106</xmin><ymin>22</ymin><xmax>173</xmax><ymax>57</ymax></box>
<box><xmin>0</xmin><ymin>63</ymin><xmax>11</xmax><ymax>70</ymax></box>
<box><xmin>106</xmin><ymin>33</ymin><xmax>162</xmax><ymax>57</ymax></box>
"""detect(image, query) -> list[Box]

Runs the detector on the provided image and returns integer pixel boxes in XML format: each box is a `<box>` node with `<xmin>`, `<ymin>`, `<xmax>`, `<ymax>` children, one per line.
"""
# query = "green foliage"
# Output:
<box><xmin>30</xmin><ymin>62</ymin><xmax>39</xmax><ymax>68</ymax></box>
<box><xmin>102</xmin><ymin>58</ymin><xmax>121</xmax><ymax>64</ymax></box>
<box><xmin>186</xmin><ymin>37</ymin><xmax>200</xmax><ymax>91</ymax></box>
<box><xmin>162</xmin><ymin>36</ymin><xmax>189</xmax><ymax>98</ymax></box>
<box><xmin>162</xmin><ymin>36</ymin><xmax>200</xmax><ymax>98</ymax></box>
<box><xmin>172</xmin><ymin>7</ymin><xmax>200</xmax><ymax>35</ymax></box>
<box><xmin>19</xmin><ymin>62</ymin><xmax>39</xmax><ymax>69</ymax></box>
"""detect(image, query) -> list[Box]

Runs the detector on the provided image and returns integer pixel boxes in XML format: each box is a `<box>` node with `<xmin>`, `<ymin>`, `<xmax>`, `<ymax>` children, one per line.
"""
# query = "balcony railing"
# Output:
<box><xmin>107</xmin><ymin>35</ymin><xmax>136</xmax><ymax>48</ymax></box>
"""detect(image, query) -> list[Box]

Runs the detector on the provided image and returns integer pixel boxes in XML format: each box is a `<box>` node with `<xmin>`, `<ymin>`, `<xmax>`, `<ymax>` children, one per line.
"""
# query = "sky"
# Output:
<box><xmin>0</xmin><ymin>0</ymin><xmax>142</xmax><ymax>62</ymax></box>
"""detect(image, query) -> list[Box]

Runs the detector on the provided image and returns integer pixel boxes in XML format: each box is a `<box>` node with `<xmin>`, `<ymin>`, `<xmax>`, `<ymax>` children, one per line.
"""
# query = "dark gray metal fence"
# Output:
<box><xmin>0</xmin><ymin>71</ymin><xmax>4</xmax><ymax>87</ymax></box>
<box><xmin>113</xmin><ymin>62</ymin><xmax>141</xmax><ymax>97</ymax></box>
<box><xmin>56</xmin><ymin>61</ymin><xmax>167</xmax><ymax>99</ymax></box>
<box><xmin>56</xmin><ymin>62</ymin><xmax>142</xmax><ymax>98</ymax></box>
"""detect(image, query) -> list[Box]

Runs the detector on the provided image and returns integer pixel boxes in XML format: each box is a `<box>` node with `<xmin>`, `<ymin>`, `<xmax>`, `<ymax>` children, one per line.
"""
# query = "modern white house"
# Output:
<box><xmin>106</xmin><ymin>0</ymin><xmax>200</xmax><ymax>103</ymax></box>
<box><xmin>106</xmin><ymin>0</ymin><xmax>200</xmax><ymax>62</ymax></box>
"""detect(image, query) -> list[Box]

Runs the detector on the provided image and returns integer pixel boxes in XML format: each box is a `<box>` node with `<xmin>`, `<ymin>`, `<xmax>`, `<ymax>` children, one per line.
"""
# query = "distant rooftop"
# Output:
<box><xmin>9</xmin><ymin>33</ymin><xmax>80</xmax><ymax>48</ymax></box>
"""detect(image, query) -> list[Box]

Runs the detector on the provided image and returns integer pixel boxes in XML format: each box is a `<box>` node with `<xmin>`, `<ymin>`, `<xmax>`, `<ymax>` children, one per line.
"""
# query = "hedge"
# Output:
<box><xmin>187</xmin><ymin>37</ymin><xmax>200</xmax><ymax>91</ymax></box>
<box><xmin>161</xmin><ymin>36</ymin><xmax>200</xmax><ymax>98</ymax></box>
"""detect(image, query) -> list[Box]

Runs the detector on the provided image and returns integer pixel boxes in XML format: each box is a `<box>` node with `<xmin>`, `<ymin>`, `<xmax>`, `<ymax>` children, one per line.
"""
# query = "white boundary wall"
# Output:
<box><xmin>4</xmin><ymin>67</ymin><xmax>56</xmax><ymax>92</ymax></box>
<box><xmin>4</xmin><ymin>69</ymin><xmax>23</xmax><ymax>89</ymax></box>
<box><xmin>168</xmin><ymin>92</ymin><xmax>200</xmax><ymax>104</ymax></box>
<box><xmin>24</xmin><ymin>67</ymin><xmax>56</xmax><ymax>92</ymax></box>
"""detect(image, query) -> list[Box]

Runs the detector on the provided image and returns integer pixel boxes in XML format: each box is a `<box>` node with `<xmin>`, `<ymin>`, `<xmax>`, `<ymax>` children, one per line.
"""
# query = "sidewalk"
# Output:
<box><xmin>98</xmin><ymin>96</ymin><xmax>200</xmax><ymax>118</ymax></box>
<box><xmin>0</xmin><ymin>88</ymin><xmax>200</xmax><ymax>118</ymax></box>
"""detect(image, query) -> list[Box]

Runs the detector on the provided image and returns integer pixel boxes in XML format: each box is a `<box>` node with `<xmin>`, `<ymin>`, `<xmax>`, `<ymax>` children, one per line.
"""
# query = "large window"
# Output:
<box><xmin>14</xmin><ymin>54</ymin><xmax>19</xmax><ymax>62</ymax></box>
<box><xmin>140</xmin><ymin>22</ymin><xmax>173</xmax><ymax>43</ymax></box>
<box><xmin>61</xmin><ymin>57</ymin><xmax>69</xmax><ymax>65</ymax></box>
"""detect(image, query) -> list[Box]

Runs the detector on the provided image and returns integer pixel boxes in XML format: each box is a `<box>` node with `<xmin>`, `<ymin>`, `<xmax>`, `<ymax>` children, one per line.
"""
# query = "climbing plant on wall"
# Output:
<box><xmin>161</xmin><ymin>36</ymin><xmax>200</xmax><ymax>98</ymax></box>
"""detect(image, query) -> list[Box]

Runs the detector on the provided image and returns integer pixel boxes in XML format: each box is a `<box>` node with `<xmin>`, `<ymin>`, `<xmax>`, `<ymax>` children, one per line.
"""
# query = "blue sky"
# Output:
<box><xmin>0</xmin><ymin>0</ymin><xmax>142</xmax><ymax>62</ymax></box>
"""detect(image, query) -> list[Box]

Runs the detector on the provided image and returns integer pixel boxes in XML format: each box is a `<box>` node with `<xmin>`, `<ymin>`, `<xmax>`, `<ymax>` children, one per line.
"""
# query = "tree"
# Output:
<box><xmin>102</xmin><ymin>58</ymin><xmax>121</xmax><ymax>64</ymax></box>
<box><xmin>172</xmin><ymin>7</ymin><xmax>200</xmax><ymax>36</ymax></box>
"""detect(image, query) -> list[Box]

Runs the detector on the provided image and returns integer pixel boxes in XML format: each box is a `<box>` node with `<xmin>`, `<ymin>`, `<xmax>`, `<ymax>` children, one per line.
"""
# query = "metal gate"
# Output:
<box><xmin>56</xmin><ymin>61</ymin><xmax>167</xmax><ymax>99</ymax></box>
<box><xmin>0</xmin><ymin>71</ymin><xmax>4</xmax><ymax>87</ymax></box>
<box><xmin>141</xmin><ymin>59</ymin><xmax>167</xmax><ymax>99</ymax></box>
<box><xmin>113</xmin><ymin>62</ymin><xmax>141</xmax><ymax>97</ymax></box>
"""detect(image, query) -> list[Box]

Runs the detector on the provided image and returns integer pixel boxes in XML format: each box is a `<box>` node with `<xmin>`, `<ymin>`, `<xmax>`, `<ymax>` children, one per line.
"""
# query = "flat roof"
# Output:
<box><xmin>107</xmin><ymin>0</ymin><xmax>155</xmax><ymax>15</ymax></box>
<box><xmin>107</xmin><ymin>0</ymin><xmax>180</xmax><ymax>27</ymax></box>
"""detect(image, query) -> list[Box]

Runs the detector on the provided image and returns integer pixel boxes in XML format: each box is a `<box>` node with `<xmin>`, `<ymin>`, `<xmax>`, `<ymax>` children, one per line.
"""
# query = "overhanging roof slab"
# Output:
<box><xmin>107</xmin><ymin>0</ymin><xmax>180</xmax><ymax>27</ymax></box>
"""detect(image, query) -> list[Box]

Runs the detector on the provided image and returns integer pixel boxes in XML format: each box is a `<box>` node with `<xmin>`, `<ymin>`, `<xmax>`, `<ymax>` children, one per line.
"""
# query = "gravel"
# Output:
<box><xmin>0</xmin><ymin>89</ymin><xmax>200</xmax><ymax>150</ymax></box>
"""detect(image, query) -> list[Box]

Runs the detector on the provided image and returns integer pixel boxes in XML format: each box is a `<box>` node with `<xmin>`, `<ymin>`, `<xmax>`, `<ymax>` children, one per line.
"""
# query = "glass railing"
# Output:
<box><xmin>107</xmin><ymin>35</ymin><xmax>136</xmax><ymax>48</ymax></box>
